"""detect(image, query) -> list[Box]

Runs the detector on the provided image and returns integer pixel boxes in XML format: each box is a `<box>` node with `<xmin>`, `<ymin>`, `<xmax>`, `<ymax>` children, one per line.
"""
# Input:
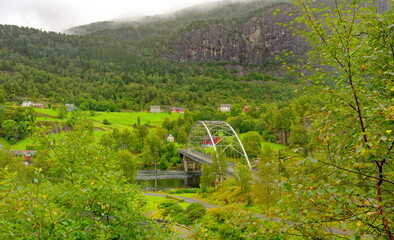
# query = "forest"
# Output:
<box><xmin>0</xmin><ymin>22</ymin><xmax>298</xmax><ymax>111</ymax></box>
<box><xmin>0</xmin><ymin>0</ymin><xmax>393</xmax><ymax>239</ymax></box>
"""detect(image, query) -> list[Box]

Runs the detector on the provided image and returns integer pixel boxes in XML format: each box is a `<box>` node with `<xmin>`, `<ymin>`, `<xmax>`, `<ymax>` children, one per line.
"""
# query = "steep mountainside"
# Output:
<box><xmin>167</xmin><ymin>3</ymin><xmax>300</xmax><ymax>64</ymax></box>
<box><xmin>67</xmin><ymin>0</ymin><xmax>299</xmax><ymax>65</ymax></box>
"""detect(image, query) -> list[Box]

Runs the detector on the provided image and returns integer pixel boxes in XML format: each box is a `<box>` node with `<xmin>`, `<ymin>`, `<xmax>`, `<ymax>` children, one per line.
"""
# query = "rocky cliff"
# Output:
<box><xmin>167</xmin><ymin>3</ymin><xmax>301</xmax><ymax>65</ymax></box>
<box><xmin>66</xmin><ymin>1</ymin><xmax>301</xmax><ymax>66</ymax></box>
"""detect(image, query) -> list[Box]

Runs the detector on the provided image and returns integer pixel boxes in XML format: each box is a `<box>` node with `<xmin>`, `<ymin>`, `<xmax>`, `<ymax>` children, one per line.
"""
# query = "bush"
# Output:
<box><xmin>103</xmin><ymin>119</ymin><xmax>110</xmax><ymax>125</ymax></box>
<box><xmin>187</xmin><ymin>209</ymin><xmax>205</xmax><ymax>222</ymax></box>
<box><xmin>159</xmin><ymin>200</ymin><xmax>184</xmax><ymax>217</ymax></box>
<box><xmin>168</xmin><ymin>188</ymin><xmax>199</xmax><ymax>194</ymax></box>
<box><xmin>186</xmin><ymin>203</ymin><xmax>206</xmax><ymax>214</ymax></box>
<box><xmin>186</xmin><ymin>203</ymin><xmax>206</xmax><ymax>223</ymax></box>
<box><xmin>173</xmin><ymin>212</ymin><xmax>190</xmax><ymax>225</ymax></box>
<box><xmin>165</xmin><ymin>195</ymin><xmax>184</xmax><ymax>202</ymax></box>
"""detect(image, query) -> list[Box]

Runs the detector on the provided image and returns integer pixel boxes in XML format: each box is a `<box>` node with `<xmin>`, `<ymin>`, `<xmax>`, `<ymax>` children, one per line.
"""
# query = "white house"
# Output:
<box><xmin>22</xmin><ymin>101</ymin><xmax>33</xmax><ymax>107</ymax></box>
<box><xmin>150</xmin><ymin>105</ymin><xmax>162</xmax><ymax>113</ymax></box>
<box><xmin>167</xmin><ymin>134</ymin><xmax>175</xmax><ymax>142</ymax></box>
<box><xmin>65</xmin><ymin>104</ymin><xmax>77</xmax><ymax>111</ymax></box>
<box><xmin>219</xmin><ymin>104</ymin><xmax>231</xmax><ymax>112</ymax></box>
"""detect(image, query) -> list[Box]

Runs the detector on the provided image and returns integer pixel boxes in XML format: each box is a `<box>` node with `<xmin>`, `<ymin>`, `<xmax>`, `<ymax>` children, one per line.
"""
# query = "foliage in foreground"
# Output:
<box><xmin>0</xmin><ymin>121</ymin><xmax>172</xmax><ymax>239</ymax></box>
<box><xmin>196</xmin><ymin>2</ymin><xmax>394</xmax><ymax>238</ymax></box>
<box><xmin>158</xmin><ymin>200</ymin><xmax>206</xmax><ymax>226</ymax></box>
<box><xmin>277</xmin><ymin>0</ymin><xmax>394</xmax><ymax>238</ymax></box>
<box><xmin>190</xmin><ymin>206</ymin><xmax>285</xmax><ymax>240</ymax></box>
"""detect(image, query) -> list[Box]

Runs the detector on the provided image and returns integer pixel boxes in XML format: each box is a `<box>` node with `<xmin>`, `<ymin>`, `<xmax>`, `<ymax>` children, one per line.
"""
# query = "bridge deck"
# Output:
<box><xmin>178</xmin><ymin>149</ymin><xmax>212</xmax><ymax>165</ymax></box>
<box><xmin>178</xmin><ymin>149</ymin><xmax>236</xmax><ymax>172</ymax></box>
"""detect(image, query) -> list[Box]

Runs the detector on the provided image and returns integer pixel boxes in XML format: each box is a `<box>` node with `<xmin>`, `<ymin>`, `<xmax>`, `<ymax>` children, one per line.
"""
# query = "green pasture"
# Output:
<box><xmin>90</xmin><ymin>111</ymin><xmax>180</xmax><ymax>127</ymax></box>
<box><xmin>0</xmin><ymin>137</ymin><xmax>37</xmax><ymax>150</ymax></box>
<box><xmin>4</xmin><ymin>109</ymin><xmax>182</xmax><ymax>150</ymax></box>
<box><xmin>260</xmin><ymin>141</ymin><xmax>287</xmax><ymax>152</ymax></box>
<box><xmin>143</xmin><ymin>194</ymin><xmax>190</xmax><ymax>212</ymax></box>
<box><xmin>35</xmin><ymin>109</ymin><xmax>181</xmax><ymax>127</ymax></box>
<box><xmin>35</xmin><ymin>108</ymin><xmax>59</xmax><ymax>117</ymax></box>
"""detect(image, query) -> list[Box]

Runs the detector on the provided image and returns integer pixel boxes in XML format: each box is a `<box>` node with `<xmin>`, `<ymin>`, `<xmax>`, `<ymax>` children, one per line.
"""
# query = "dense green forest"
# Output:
<box><xmin>0</xmin><ymin>22</ymin><xmax>297</xmax><ymax>111</ymax></box>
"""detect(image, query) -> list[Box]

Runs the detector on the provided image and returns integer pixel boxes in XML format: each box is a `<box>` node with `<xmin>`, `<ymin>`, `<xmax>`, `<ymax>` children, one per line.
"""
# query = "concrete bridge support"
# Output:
<box><xmin>183</xmin><ymin>156</ymin><xmax>188</xmax><ymax>172</ymax></box>
<box><xmin>182</xmin><ymin>155</ymin><xmax>198</xmax><ymax>172</ymax></box>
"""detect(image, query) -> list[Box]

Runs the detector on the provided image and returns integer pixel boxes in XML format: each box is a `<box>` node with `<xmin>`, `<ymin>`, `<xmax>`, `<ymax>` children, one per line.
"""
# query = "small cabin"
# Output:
<box><xmin>167</xmin><ymin>134</ymin><xmax>175</xmax><ymax>142</ymax></box>
<box><xmin>150</xmin><ymin>105</ymin><xmax>162</xmax><ymax>113</ymax></box>
<box><xmin>65</xmin><ymin>104</ymin><xmax>77</xmax><ymax>112</ymax></box>
<box><xmin>200</xmin><ymin>137</ymin><xmax>220</xmax><ymax>147</ymax></box>
<box><xmin>170</xmin><ymin>107</ymin><xmax>185</xmax><ymax>114</ymax></box>
<box><xmin>22</xmin><ymin>101</ymin><xmax>33</xmax><ymax>107</ymax></box>
<box><xmin>219</xmin><ymin>104</ymin><xmax>231</xmax><ymax>112</ymax></box>
<box><xmin>33</xmin><ymin>103</ymin><xmax>45</xmax><ymax>109</ymax></box>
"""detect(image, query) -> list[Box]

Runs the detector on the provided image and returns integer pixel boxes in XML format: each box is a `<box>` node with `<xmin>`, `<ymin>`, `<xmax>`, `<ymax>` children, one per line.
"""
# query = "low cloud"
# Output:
<box><xmin>0</xmin><ymin>0</ymin><xmax>257</xmax><ymax>32</ymax></box>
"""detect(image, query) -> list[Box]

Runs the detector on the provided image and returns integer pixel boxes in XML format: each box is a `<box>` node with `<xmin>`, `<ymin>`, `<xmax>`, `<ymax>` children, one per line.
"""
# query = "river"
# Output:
<box><xmin>136</xmin><ymin>169</ymin><xmax>201</xmax><ymax>191</ymax></box>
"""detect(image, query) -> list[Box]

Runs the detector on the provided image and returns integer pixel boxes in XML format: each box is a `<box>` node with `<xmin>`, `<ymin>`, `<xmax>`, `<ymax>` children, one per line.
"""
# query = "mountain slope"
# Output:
<box><xmin>0</xmin><ymin>0</ymin><xmax>302</xmax><ymax>110</ymax></box>
<box><xmin>67</xmin><ymin>0</ymin><xmax>298</xmax><ymax>66</ymax></box>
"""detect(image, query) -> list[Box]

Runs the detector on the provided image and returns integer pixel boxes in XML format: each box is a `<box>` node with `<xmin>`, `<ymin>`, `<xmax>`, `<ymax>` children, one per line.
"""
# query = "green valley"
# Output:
<box><xmin>0</xmin><ymin>0</ymin><xmax>393</xmax><ymax>239</ymax></box>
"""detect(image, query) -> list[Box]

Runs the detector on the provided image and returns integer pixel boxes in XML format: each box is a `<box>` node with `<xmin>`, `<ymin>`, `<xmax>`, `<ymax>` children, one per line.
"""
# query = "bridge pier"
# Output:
<box><xmin>183</xmin><ymin>156</ymin><xmax>188</xmax><ymax>172</ymax></box>
<box><xmin>182</xmin><ymin>155</ymin><xmax>198</xmax><ymax>172</ymax></box>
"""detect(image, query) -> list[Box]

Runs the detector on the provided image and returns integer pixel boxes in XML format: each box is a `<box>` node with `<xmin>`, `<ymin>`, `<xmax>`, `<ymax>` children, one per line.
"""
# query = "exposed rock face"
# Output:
<box><xmin>168</xmin><ymin>3</ymin><xmax>302</xmax><ymax>65</ymax></box>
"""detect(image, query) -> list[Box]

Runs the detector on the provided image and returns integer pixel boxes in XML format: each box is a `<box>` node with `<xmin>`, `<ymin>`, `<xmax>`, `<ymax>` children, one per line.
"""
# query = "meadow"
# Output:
<box><xmin>3</xmin><ymin>109</ymin><xmax>183</xmax><ymax>150</ymax></box>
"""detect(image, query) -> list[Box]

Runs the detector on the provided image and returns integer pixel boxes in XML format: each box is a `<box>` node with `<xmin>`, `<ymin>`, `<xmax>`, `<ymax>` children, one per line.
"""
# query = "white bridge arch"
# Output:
<box><xmin>187</xmin><ymin>121</ymin><xmax>251</xmax><ymax>169</ymax></box>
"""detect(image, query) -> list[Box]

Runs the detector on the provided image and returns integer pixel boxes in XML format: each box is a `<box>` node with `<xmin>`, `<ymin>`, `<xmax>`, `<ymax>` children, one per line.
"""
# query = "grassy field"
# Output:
<box><xmin>35</xmin><ymin>109</ymin><xmax>181</xmax><ymax>129</ymax></box>
<box><xmin>90</xmin><ymin>111</ymin><xmax>180</xmax><ymax>127</ymax></box>
<box><xmin>143</xmin><ymin>194</ymin><xmax>190</xmax><ymax>212</ymax></box>
<box><xmin>1</xmin><ymin>137</ymin><xmax>37</xmax><ymax>150</ymax></box>
<box><xmin>260</xmin><ymin>141</ymin><xmax>287</xmax><ymax>151</ymax></box>
<box><xmin>238</xmin><ymin>132</ymin><xmax>287</xmax><ymax>153</ymax></box>
<box><xmin>35</xmin><ymin>108</ymin><xmax>59</xmax><ymax>117</ymax></box>
<box><xmin>3</xmin><ymin>109</ymin><xmax>183</xmax><ymax>150</ymax></box>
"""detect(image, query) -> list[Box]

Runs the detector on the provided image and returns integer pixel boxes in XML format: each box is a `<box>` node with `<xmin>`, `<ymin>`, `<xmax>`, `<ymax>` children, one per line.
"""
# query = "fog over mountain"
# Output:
<box><xmin>0</xmin><ymin>0</ymin><xmax>258</xmax><ymax>32</ymax></box>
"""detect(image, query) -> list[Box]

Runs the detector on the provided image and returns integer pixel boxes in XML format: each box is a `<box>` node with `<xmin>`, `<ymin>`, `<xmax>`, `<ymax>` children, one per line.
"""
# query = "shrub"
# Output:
<box><xmin>159</xmin><ymin>200</ymin><xmax>184</xmax><ymax>217</ymax></box>
<box><xmin>186</xmin><ymin>203</ymin><xmax>206</xmax><ymax>214</ymax></box>
<box><xmin>103</xmin><ymin>119</ymin><xmax>110</xmax><ymax>125</ymax></box>
<box><xmin>168</xmin><ymin>188</ymin><xmax>199</xmax><ymax>194</ymax></box>
<box><xmin>187</xmin><ymin>209</ymin><xmax>205</xmax><ymax>223</ymax></box>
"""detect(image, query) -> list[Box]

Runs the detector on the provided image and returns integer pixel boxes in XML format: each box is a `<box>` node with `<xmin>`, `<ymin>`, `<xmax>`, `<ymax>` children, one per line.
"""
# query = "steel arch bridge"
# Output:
<box><xmin>185</xmin><ymin>121</ymin><xmax>251</xmax><ymax>169</ymax></box>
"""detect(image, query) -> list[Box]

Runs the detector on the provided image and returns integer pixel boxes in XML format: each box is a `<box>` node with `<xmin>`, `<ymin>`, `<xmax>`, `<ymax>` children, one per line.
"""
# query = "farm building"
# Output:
<box><xmin>167</xmin><ymin>134</ymin><xmax>175</xmax><ymax>142</ymax></box>
<box><xmin>150</xmin><ymin>105</ymin><xmax>162</xmax><ymax>113</ymax></box>
<box><xmin>170</xmin><ymin>107</ymin><xmax>185</xmax><ymax>114</ymax></box>
<box><xmin>33</xmin><ymin>103</ymin><xmax>45</xmax><ymax>109</ymax></box>
<box><xmin>219</xmin><ymin>104</ymin><xmax>231</xmax><ymax>112</ymax></box>
<box><xmin>11</xmin><ymin>150</ymin><xmax>37</xmax><ymax>160</ymax></box>
<box><xmin>200</xmin><ymin>137</ymin><xmax>220</xmax><ymax>147</ymax></box>
<box><xmin>65</xmin><ymin>104</ymin><xmax>77</xmax><ymax>111</ymax></box>
<box><xmin>22</xmin><ymin>101</ymin><xmax>33</xmax><ymax>107</ymax></box>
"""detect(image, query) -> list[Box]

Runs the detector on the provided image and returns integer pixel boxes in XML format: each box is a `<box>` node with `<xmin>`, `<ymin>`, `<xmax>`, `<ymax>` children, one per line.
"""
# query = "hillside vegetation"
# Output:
<box><xmin>0</xmin><ymin>0</ymin><xmax>300</xmax><ymax>111</ymax></box>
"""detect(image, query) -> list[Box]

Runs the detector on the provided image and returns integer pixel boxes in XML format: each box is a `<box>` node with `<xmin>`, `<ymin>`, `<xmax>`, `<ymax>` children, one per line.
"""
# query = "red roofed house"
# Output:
<box><xmin>200</xmin><ymin>137</ymin><xmax>220</xmax><ymax>147</ymax></box>
<box><xmin>33</xmin><ymin>103</ymin><xmax>45</xmax><ymax>109</ymax></box>
<box><xmin>170</xmin><ymin>107</ymin><xmax>185</xmax><ymax>114</ymax></box>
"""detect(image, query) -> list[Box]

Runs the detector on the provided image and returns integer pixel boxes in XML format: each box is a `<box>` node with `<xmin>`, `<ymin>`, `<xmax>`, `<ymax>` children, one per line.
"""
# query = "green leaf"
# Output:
<box><xmin>327</xmin><ymin>187</ymin><xmax>337</xmax><ymax>193</ymax></box>
<box><xmin>334</xmin><ymin>208</ymin><xmax>341</xmax><ymax>214</ymax></box>
<box><xmin>308</xmin><ymin>157</ymin><xmax>318</xmax><ymax>163</ymax></box>
<box><xmin>356</xmin><ymin>146</ymin><xmax>362</xmax><ymax>153</ymax></box>
<box><xmin>317</xmin><ymin>189</ymin><xmax>324</xmax><ymax>196</ymax></box>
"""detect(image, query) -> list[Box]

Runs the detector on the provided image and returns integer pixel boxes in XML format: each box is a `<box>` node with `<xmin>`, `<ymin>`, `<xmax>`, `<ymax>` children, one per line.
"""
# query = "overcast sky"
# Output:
<box><xmin>0</xmin><ymin>0</ymin><xmax>225</xmax><ymax>32</ymax></box>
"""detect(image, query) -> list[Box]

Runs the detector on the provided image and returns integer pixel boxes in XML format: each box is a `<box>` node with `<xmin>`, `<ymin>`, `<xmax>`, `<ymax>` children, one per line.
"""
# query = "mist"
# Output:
<box><xmin>0</xmin><ymin>0</ymin><xmax>259</xmax><ymax>32</ymax></box>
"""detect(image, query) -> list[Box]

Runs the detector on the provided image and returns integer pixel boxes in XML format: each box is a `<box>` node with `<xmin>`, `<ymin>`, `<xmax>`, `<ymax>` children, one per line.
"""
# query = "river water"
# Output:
<box><xmin>136</xmin><ymin>169</ymin><xmax>201</xmax><ymax>191</ymax></box>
